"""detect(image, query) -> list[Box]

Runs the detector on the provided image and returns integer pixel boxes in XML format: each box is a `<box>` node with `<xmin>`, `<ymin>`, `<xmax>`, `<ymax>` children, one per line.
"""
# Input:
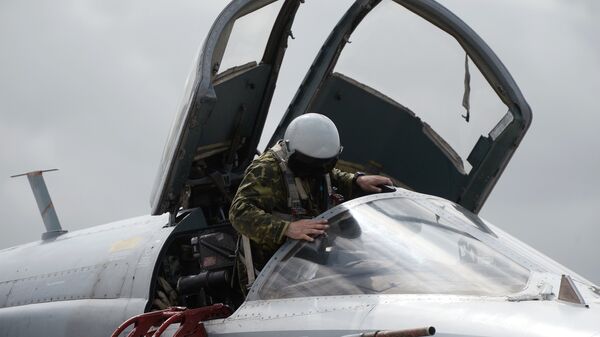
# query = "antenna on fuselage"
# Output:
<box><xmin>11</xmin><ymin>169</ymin><xmax>67</xmax><ymax>240</ymax></box>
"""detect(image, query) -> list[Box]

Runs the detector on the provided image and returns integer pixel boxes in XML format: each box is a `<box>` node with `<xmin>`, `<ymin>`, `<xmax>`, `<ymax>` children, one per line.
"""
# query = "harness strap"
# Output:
<box><xmin>241</xmin><ymin>235</ymin><xmax>255</xmax><ymax>287</ymax></box>
<box><xmin>324</xmin><ymin>173</ymin><xmax>333</xmax><ymax>209</ymax></box>
<box><xmin>271</xmin><ymin>141</ymin><xmax>337</xmax><ymax>216</ymax></box>
<box><xmin>324</xmin><ymin>174</ymin><xmax>333</xmax><ymax>195</ymax></box>
<box><xmin>271</xmin><ymin>142</ymin><xmax>306</xmax><ymax>215</ymax></box>
<box><xmin>294</xmin><ymin>177</ymin><xmax>309</xmax><ymax>201</ymax></box>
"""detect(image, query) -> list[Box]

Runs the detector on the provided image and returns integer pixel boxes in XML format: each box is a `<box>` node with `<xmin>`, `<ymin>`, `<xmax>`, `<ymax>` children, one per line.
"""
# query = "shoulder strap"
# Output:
<box><xmin>241</xmin><ymin>235</ymin><xmax>255</xmax><ymax>287</ymax></box>
<box><xmin>324</xmin><ymin>173</ymin><xmax>333</xmax><ymax>196</ymax></box>
<box><xmin>270</xmin><ymin>142</ymin><xmax>306</xmax><ymax>215</ymax></box>
<box><xmin>324</xmin><ymin>173</ymin><xmax>333</xmax><ymax>209</ymax></box>
<box><xmin>294</xmin><ymin>177</ymin><xmax>309</xmax><ymax>201</ymax></box>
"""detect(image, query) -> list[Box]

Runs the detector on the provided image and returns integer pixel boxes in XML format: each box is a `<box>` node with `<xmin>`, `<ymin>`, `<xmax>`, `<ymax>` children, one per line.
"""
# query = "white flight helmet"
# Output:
<box><xmin>284</xmin><ymin>113</ymin><xmax>341</xmax><ymax>159</ymax></box>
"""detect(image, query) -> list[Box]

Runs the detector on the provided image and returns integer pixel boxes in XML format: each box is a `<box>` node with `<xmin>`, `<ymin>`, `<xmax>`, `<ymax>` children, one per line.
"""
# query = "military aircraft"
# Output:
<box><xmin>2</xmin><ymin>0</ymin><xmax>599</xmax><ymax>336</ymax></box>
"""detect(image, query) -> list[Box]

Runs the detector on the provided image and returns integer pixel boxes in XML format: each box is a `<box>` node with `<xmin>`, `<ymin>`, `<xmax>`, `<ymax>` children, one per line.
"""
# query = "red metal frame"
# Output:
<box><xmin>110</xmin><ymin>304</ymin><xmax>232</xmax><ymax>337</ymax></box>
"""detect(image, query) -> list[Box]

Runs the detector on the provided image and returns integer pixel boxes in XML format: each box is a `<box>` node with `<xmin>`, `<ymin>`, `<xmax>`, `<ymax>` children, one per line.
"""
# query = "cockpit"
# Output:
<box><xmin>150</xmin><ymin>190</ymin><xmax>543</xmax><ymax>312</ymax></box>
<box><xmin>249</xmin><ymin>192</ymin><xmax>531</xmax><ymax>300</ymax></box>
<box><xmin>147</xmin><ymin>0</ymin><xmax>535</xmax><ymax>315</ymax></box>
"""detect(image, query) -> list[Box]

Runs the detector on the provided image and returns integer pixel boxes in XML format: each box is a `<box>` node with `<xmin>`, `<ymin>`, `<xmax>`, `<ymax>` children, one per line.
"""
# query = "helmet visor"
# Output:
<box><xmin>288</xmin><ymin>151</ymin><xmax>340</xmax><ymax>177</ymax></box>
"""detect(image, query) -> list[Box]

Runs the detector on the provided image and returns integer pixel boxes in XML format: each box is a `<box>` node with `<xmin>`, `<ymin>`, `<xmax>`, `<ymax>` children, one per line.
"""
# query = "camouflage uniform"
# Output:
<box><xmin>229</xmin><ymin>143</ymin><xmax>356</xmax><ymax>270</ymax></box>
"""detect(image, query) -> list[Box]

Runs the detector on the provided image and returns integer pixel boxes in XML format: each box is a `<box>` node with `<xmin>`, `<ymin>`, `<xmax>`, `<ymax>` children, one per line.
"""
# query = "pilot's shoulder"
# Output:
<box><xmin>244</xmin><ymin>150</ymin><xmax>282</xmax><ymax>180</ymax></box>
<box><xmin>248</xmin><ymin>150</ymin><xmax>280</xmax><ymax>168</ymax></box>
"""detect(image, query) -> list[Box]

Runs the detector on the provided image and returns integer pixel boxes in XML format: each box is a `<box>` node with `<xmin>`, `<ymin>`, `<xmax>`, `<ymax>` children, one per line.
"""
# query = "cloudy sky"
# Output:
<box><xmin>1</xmin><ymin>0</ymin><xmax>598</xmax><ymax>283</ymax></box>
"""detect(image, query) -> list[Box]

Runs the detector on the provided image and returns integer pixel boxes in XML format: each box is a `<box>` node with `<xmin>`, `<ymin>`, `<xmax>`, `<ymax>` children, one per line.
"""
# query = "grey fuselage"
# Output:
<box><xmin>3</xmin><ymin>193</ymin><xmax>600</xmax><ymax>337</ymax></box>
<box><xmin>0</xmin><ymin>214</ymin><xmax>173</xmax><ymax>337</ymax></box>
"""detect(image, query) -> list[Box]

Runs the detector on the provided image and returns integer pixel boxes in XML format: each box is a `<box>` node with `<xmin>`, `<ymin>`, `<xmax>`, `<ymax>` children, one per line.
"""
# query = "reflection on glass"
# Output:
<box><xmin>333</xmin><ymin>0</ymin><xmax>508</xmax><ymax>170</ymax></box>
<box><xmin>218</xmin><ymin>1</ymin><xmax>284</xmax><ymax>74</ymax></box>
<box><xmin>257</xmin><ymin>197</ymin><xmax>529</xmax><ymax>300</ymax></box>
<box><xmin>424</xmin><ymin>197</ymin><xmax>495</xmax><ymax>235</ymax></box>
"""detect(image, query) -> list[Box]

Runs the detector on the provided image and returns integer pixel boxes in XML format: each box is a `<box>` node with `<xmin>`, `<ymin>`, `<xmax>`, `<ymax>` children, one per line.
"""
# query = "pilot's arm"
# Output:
<box><xmin>330</xmin><ymin>168</ymin><xmax>356</xmax><ymax>198</ymax></box>
<box><xmin>331</xmin><ymin>169</ymin><xmax>393</xmax><ymax>198</ymax></box>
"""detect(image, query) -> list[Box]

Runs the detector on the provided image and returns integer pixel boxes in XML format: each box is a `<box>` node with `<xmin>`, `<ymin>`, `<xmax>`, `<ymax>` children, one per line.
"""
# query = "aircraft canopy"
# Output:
<box><xmin>250</xmin><ymin>192</ymin><xmax>530</xmax><ymax>300</ymax></box>
<box><xmin>151</xmin><ymin>0</ymin><xmax>532</xmax><ymax>216</ymax></box>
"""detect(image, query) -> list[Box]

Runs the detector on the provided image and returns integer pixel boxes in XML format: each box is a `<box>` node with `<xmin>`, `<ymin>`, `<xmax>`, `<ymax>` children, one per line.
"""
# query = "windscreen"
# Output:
<box><xmin>257</xmin><ymin>197</ymin><xmax>529</xmax><ymax>300</ymax></box>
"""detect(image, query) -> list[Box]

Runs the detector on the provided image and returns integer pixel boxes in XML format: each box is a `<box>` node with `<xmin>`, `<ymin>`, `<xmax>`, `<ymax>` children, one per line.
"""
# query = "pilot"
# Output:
<box><xmin>229</xmin><ymin>113</ymin><xmax>392</xmax><ymax>271</ymax></box>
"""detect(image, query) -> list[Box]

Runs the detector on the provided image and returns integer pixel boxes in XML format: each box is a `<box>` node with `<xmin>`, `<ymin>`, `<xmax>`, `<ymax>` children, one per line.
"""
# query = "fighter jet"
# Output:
<box><xmin>2</xmin><ymin>0</ymin><xmax>599</xmax><ymax>336</ymax></box>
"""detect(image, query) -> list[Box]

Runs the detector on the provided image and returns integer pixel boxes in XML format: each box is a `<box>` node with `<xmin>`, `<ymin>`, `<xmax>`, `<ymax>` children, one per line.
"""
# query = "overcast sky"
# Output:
<box><xmin>1</xmin><ymin>0</ymin><xmax>598</xmax><ymax>283</ymax></box>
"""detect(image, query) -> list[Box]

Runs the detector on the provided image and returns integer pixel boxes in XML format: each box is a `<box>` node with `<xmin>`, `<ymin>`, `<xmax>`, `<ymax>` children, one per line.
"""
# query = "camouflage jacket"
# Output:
<box><xmin>229</xmin><ymin>146</ymin><xmax>356</xmax><ymax>268</ymax></box>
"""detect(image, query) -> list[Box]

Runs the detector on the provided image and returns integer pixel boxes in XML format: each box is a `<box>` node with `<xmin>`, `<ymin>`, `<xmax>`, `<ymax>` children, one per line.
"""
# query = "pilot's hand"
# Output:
<box><xmin>356</xmin><ymin>175</ymin><xmax>393</xmax><ymax>193</ymax></box>
<box><xmin>285</xmin><ymin>219</ymin><xmax>329</xmax><ymax>242</ymax></box>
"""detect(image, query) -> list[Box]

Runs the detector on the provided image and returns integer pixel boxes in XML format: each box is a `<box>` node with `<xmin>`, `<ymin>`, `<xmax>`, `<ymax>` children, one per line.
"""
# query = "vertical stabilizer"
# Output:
<box><xmin>11</xmin><ymin>169</ymin><xmax>67</xmax><ymax>240</ymax></box>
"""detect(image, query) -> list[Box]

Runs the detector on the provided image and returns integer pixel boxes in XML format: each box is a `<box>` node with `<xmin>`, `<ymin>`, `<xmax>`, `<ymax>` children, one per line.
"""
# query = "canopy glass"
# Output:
<box><xmin>255</xmin><ymin>195</ymin><xmax>530</xmax><ymax>299</ymax></box>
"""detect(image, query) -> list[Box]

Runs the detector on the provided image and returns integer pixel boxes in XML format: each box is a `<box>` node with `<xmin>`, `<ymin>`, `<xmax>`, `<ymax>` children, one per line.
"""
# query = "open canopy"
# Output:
<box><xmin>151</xmin><ymin>0</ymin><xmax>531</xmax><ymax>216</ymax></box>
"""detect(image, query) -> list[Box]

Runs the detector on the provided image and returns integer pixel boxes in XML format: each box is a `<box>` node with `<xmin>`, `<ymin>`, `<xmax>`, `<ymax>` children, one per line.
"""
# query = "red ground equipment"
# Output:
<box><xmin>110</xmin><ymin>304</ymin><xmax>232</xmax><ymax>337</ymax></box>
